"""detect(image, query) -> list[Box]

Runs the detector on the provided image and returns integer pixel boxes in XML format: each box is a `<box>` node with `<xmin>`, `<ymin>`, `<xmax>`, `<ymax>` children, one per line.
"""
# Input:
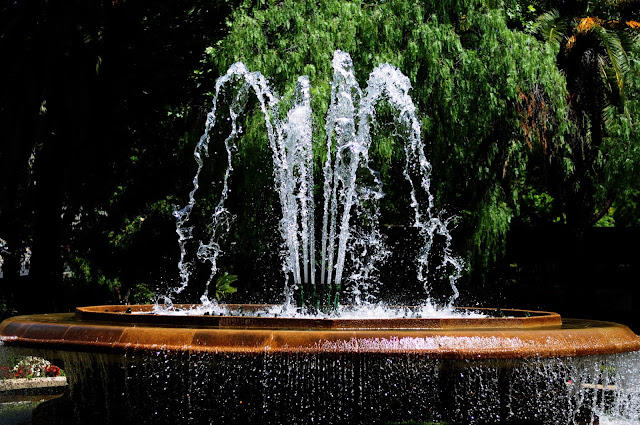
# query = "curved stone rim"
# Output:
<box><xmin>1</xmin><ymin>306</ymin><xmax>639</xmax><ymax>360</ymax></box>
<box><xmin>75</xmin><ymin>304</ymin><xmax>562</xmax><ymax>330</ymax></box>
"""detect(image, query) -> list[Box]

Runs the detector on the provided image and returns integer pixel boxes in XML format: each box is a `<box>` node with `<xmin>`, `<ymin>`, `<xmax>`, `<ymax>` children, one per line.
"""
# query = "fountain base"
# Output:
<box><xmin>1</xmin><ymin>306</ymin><xmax>639</xmax><ymax>424</ymax></box>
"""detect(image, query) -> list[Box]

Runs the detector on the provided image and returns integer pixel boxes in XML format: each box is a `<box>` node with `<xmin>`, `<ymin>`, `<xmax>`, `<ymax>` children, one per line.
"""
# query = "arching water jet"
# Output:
<box><xmin>171</xmin><ymin>50</ymin><xmax>462</xmax><ymax>313</ymax></box>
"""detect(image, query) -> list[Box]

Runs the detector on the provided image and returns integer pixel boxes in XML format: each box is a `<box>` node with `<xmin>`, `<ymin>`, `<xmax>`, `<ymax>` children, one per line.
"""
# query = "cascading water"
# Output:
<box><xmin>171</xmin><ymin>50</ymin><xmax>463</xmax><ymax>314</ymax></box>
<box><xmin>41</xmin><ymin>346</ymin><xmax>640</xmax><ymax>425</ymax></box>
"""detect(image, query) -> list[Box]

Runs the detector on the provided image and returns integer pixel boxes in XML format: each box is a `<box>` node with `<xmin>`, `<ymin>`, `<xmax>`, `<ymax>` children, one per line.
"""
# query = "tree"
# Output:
<box><xmin>0</xmin><ymin>0</ymin><xmax>238</xmax><ymax>312</ymax></box>
<box><xmin>546</xmin><ymin>11</ymin><xmax>639</xmax><ymax>229</ymax></box>
<box><xmin>1</xmin><ymin>0</ymin><xmax>112</xmax><ymax>312</ymax></box>
<box><xmin>507</xmin><ymin>1</ymin><xmax>640</xmax><ymax>232</ymax></box>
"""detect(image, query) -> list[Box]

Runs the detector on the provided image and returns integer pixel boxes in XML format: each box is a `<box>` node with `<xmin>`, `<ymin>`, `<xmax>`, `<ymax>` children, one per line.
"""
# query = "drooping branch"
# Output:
<box><xmin>590</xmin><ymin>197</ymin><xmax>615</xmax><ymax>225</ymax></box>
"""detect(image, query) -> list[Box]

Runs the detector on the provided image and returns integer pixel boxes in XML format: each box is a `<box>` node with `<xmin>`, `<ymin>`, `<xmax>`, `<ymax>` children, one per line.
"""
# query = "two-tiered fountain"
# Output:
<box><xmin>2</xmin><ymin>52</ymin><xmax>639</xmax><ymax>425</ymax></box>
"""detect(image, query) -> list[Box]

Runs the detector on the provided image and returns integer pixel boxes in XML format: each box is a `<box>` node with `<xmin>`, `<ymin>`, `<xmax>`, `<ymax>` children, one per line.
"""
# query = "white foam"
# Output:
<box><xmin>149</xmin><ymin>302</ymin><xmax>486</xmax><ymax>319</ymax></box>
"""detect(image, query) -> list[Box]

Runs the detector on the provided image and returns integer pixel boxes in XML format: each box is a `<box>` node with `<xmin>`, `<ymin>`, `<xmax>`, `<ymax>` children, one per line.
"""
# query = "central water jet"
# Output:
<box><xmin>171</xmin><ymin>50</ymin><xmax>462</xmax><ymax>314</ymax></box>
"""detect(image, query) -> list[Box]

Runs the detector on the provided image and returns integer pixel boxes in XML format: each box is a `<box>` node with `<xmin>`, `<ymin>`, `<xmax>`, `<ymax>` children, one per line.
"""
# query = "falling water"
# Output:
<box><xmin>172</xmin><ymin>50</ymin><xmax>463</xmax><ymax>314</ymax></box>
<box><xmin>41</xmin><ymin>348</ymin><xmax>640</xmax><ymax>425</ymax></box>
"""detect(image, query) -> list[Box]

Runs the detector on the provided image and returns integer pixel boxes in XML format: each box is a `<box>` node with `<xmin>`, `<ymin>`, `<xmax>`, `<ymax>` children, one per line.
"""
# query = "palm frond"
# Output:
<box><xmin>597</xmin><ymin>53</ymin><xmax>613</xmax><ymax>93</ymax></box>
<box><xmin>594</xmin><ymin>26</ymin><xmax>630</xmax><ymax>92</ymax></box>
<box><xmin>618</xmin><ymin>27</ymin><xmax>635</xmax><ymax>52</ymax></box>
<box><xmin>602</xmin><ymin>104</ymin><xmax>619</xmax><ymax>130</ymax></box>
<box><xmin>536</xmin><ymin>9</ymin><xmax>568</xmax><ymax>46</ymax></box>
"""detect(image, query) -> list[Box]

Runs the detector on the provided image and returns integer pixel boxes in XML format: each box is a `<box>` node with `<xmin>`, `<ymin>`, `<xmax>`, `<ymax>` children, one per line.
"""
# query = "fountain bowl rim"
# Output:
<box><xmin>2</xmin><ymin>305</ymin><xmax>639</xmax><ymax>360</ymax></box>
<box><xmin>75</xmin><ymin>304</ymin><xmax>562</xmax><ymax>330</ymax></box>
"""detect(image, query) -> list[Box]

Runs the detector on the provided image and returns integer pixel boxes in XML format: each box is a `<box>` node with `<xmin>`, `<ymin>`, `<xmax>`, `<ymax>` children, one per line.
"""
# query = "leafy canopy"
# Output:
<box><xmin>200</xmin><ymin>0</ymin><xmax>571</xmax><ymax>273</ymax></box>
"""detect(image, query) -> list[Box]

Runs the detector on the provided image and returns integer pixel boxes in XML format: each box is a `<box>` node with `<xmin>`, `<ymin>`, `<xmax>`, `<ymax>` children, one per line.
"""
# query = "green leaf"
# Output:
<box><xmin>215</xmin><ymin>272</ymin><xmax>238</xmax><ymax>300</ymax></box>
<box><xmin>536</xmin><ymin>9</ymin><xmax>567</xmax><ymax>47</ymax></box>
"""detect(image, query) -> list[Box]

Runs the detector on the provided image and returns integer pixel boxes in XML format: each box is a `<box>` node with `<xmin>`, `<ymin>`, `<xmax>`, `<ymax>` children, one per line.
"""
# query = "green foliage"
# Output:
<box><xmin>518</xmin><ymin>185</ymin><xmax>561</xmax><ymax>224</ymax></box>
<box><xmin>215</xmin><ymin>272</ymin><xmax>239</xmax><ymax>300</ymax></box>
<box><xmin>594</xmin><ymin>210</ymin><xmax>615</xmax><ymax>227</ymax></box>
<box><xmin>129</xmin><ymin>283</ymin><xmax>155</xmax><ymax>304</ymax></box>
<box><xmin>0</xmin><ymin>300</ymin><xmax>13</xmax><ymax>322</ymax></box>
<box><xmin>604</xmin><ymin>40</ymin><xmax>640</xmax><ymax>177</ymax></box>
<box><xmin>535</xmin><ymin>9</ymin><xmax>568</xmax><ymax>46</ymax></box>
<box><xmin>469</xmin><ymin>186</ymin><xmax>513</xmax><ymax>268</ymax></box>
<box><xmin>603</xmin><ymin>39</ymin><xmax>640</xmax><ymax>226</ymax></box>
<box><xmin>506</xmin><ymin>2</ymin><xmax>540</xmax><ymax>33</ymax></box>
<box><xmin>107</xmin><ymin>199</ymin><xmax>177</xmax><ymax>250</ymax></box>
<box><xmin>0</xmin><ymin>0</ymin><xmax>240</xmax><ymax>311</ymax></box>
<box><xmin>555</xmin><ymin>7</ymin><xmax>638</xmax><ymax>227</ymax></box>
<box><xmin>204</xmin><ymin>0</ymin><xmax>571</xmax><ymax>273</ymax></box>
<box><xmin>66</xmin><ymin>254</ymin><xmax>122</xmax><ymax>294</ymax></box>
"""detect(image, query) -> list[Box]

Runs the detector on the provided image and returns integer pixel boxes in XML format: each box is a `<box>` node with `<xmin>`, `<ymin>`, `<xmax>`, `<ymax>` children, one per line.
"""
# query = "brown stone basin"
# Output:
<box><xmin>2</xmin><ymin>305</ymin><xmax>640</xmax><ymax>425</ymax></box>
<box><xmin>1</xmin><ymin>305</ymin><xmax>638</xmax><ymax>360</ymax></box>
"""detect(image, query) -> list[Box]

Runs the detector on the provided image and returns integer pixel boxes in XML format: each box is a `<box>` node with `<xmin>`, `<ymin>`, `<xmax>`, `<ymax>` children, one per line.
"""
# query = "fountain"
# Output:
<box><xmin>1</xmin><ymin>51</ymin><xmax>639</xmax><ymax>425</ymax></box>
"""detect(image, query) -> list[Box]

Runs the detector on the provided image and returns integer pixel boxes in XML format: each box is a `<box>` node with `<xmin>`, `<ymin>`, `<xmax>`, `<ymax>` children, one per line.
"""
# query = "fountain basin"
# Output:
<box><xmin>1</xmin><ymin>305</ymin><xmax>638</xmax><ymax>359</ymax></box>
<box><xmin>1</xmin><ymin>306</ymin><xmax>639</xmax><ymax>425</ymax></box>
